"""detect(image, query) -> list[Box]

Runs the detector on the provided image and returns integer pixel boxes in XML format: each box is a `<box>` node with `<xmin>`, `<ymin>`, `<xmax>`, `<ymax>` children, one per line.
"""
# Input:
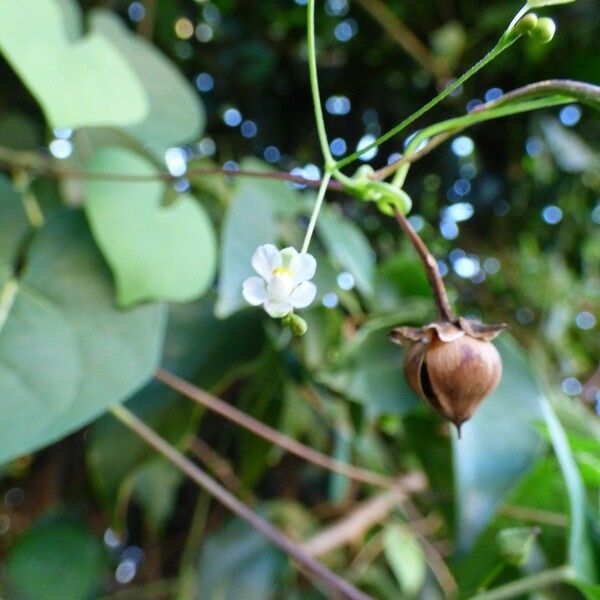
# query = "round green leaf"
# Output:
<box><xmin>0</xmin><ymin>209</ymin><xmax>166</xmax><ymax>464</ymax></box>
<box><xmin>0</xmin><ymin>0</ymin><xmax>148</xmax><ymax>129</ymax></box>
<box><xmin>85</xmin><ymin>147</ymin><xmax>217</xmax><ymax>306</ymax></box>
<box><xmin>90</xmin><ymin>9</ymin><xmax>205</xmax><ymax>155</ymax></box>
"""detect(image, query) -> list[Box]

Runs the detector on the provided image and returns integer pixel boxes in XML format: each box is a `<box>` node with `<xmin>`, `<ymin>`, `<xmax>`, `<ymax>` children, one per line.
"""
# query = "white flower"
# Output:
<box><xmin>243</xmin><ymin>244</ymin><xmax>317</xmax><ymax>318</ymax></box>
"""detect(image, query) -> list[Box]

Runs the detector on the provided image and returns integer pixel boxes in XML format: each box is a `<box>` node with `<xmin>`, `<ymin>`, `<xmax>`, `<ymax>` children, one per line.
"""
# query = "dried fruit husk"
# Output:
<box><xmin>390</xmin><ymin>318</ymin><xmax>506</xmax><ymax>434</ymax></box>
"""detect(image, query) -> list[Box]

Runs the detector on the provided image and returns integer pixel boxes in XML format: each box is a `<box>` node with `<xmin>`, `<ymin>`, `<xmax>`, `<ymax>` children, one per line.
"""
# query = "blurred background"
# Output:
<box><xmin>0</xmin><ymin>0</ymin><xmax>599</xmax><ymax>598</ymax></box>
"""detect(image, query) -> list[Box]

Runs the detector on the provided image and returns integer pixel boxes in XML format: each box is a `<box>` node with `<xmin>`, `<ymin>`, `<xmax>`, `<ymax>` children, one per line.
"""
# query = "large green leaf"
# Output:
<box><xmin>317</xmin><ymin>206</ymin><xmax>376</xmax><ymax>297</ymax></box>
<box><xmin>6</xmin><ymin>516</ymin><xmax>105</xmax><ymax>600</ymax></box>
<box><xmin>197</xmin><ymin>516</ymin><xmax>285</xmax><ymax>600</ymax></box>
<box><xmin>0</xmin><ymin>208</ymin><xmax>165</xmax><ymax>464</ymax></box>
<box><xmin>90</xmin><ymin>10</ymin><xmax>205</xmax><ymax>155</ymax></box>
<box><xmin>216</xmin><ymin>172</ymin><xmax>280</xmax><ymax>318</ymax></box>
<box><xmin>453</xmin><ymin>337</ymin><xmax>546</xmax><ymax>549</ymax></box>
<box><xmin>85</xmin><ymin>147</ymin><xmax>217</xmax><ymax>306</ymax></box>
<box><xmin>0</xmin><ymin>0</ymin><xmax>148</xmax><ymax>129</ymax></box>
<box><xmin>318</xmin><ymin>314</ymin><xmax>421</xmax><ymax>417</ymax></box>
<box><xmin>540</xmin><ymin>394</ymin><xmax>597</xmax><ymax>582</ymax></box>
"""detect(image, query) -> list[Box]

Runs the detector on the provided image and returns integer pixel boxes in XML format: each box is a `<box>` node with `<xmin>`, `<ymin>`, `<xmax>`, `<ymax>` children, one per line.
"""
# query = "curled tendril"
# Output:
<box><xmin>364</xmin><ymin>182</ymin><xmax>412</xmax><ymax>216</ymax></box>
<box><xmin>343</xmin><ymin>167</ymin><xmax>413</xmax><ymax>216</ymax></box>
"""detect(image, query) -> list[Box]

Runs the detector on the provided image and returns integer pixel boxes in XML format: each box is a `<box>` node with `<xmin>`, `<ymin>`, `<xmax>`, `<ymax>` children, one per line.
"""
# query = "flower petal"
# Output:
<box><xmin>264</xmin><ymin>300</ymin><xmax>293</xmax><ymax>318</ymax></box>
<box><xmin>242</xmin><ymin>276</ymin><xmax>268</xmax><ymax>306</ymax></box>
<box><xmin>280</xmin><ymin>247</ymin><xmax>298</xmax><ymax>268</ymax></box>
<box><xmin>251</xmin><ymin>244</ymin><xmax>281</xmax><ymax>281</ymax></box>
<box><xmin>289</xmin><ymin>281</ymin><xmax>316</xmax><ymax>308</ymax></box>
<box><xmin>290</xmin><ymin>253</ymin><xmax>317</xmax><ymax>285</ymax></box>
<box><xmin>267</xmin><ymin>273</ymin><xmax>294</xmax><ymax>302</ymax></box>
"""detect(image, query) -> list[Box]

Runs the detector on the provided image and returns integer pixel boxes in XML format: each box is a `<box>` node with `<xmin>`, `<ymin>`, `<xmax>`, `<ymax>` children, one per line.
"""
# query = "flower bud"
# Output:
<box><xmin>497</xmin><ymin>527</ymin><xmax>540</xmax><ymax>566</ymax></box>
<box><xmin>282</xmin><ymin>313</ymin><xmax>308</xmax><ymax>336</ymax></box>
<box><xmin>391</xmin><ymin>318</ymin><xmax>506</xmax><ymax>434</ymax></box>
<box><xmin>530</xmin><ymin>17</ymin><xmax>556</xmax><ymax>43</ymax></box>
<box><xmin>514</xmin><ymin>13</ymin><xmax>539</xmax><ymax>35</ymax></box>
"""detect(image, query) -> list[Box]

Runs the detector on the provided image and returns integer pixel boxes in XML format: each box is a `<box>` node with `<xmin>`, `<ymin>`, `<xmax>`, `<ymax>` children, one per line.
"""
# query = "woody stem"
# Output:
<box><xmin>394</xmin><ymin>209</ymin><xmax>454</xmax><ymax>321</ymax></box>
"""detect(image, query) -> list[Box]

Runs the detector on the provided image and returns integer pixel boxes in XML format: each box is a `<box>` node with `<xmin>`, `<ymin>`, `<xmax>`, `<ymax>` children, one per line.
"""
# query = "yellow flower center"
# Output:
<box><xmin>272</xmin><ymin>267</ymin><xmax>292</xmax><ymax>277</ymax></box>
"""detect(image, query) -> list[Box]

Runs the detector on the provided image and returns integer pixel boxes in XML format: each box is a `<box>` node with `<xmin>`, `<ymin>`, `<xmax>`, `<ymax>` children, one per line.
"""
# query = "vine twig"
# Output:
<box><xmin>0</xmin><ymin>146</ymin><xmax>344</xmax><ymax>190</ymax></box>
<box><xmin>109</xmin><ymin>403</ymin><xmax>374</xmax><ymax>600</ymax></box>
<box><xmin>155</xmin><ymin>368</ymin><xmax>403</xmax><ymax>490</ymax></box>
<box><xmin>394</xmin><ymin>209</ymin><xmax>454</xmax><ymax>321</ymax></box>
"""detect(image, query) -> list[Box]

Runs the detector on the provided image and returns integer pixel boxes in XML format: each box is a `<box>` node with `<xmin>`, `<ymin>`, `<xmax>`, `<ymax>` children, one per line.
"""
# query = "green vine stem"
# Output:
<box><xmin>109</xmin><ymin>403</ymin><xmax>374</xmax><ymax>600</ymax></box>
<box><xmin>334</xmin><ymin>34</ymin><xmax>521</xmax><ymax>170</ymax></box>
<box><xmin>390</xmin><ymin>94</ymin><xmax>571</xmax><ymax>188</ymax></box>
<box><xmin>307</xmin><ymin>0</ymin><xmax>334</xmax><ymax>170</ymax></box>
<box><xmin>301</xmin><ymin>171</ymin><xmax>331</xmax><ymax>253</ymax></box>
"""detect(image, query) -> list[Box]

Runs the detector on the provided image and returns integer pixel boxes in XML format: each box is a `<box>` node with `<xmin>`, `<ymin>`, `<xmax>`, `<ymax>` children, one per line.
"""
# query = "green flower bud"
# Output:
<box><xmin>496</xmin><ymin>527</ymin><xmax>540</xmax><ymax>566</ymax></box>
<box><xmin>282</xmin><ymin>313</ymin><xmax>308</xmax><ymax>336</ymax></box>
<box><xmin>531</xmin><ymin>17</ymin><xmax>556</xmax><ymax>43</ymax></box>
<box><xmin>514</xmin><ymin>13</ymin><xmax>539</xmax><ymax>35</ymax></box>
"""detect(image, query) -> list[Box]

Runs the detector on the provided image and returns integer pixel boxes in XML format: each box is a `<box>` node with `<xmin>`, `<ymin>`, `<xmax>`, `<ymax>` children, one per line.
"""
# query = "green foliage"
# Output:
<box><xmin>6</xmin><ymin>516</ymin><xmax>105</xmax><ymax>600</ymax></box>
<box><xmin>453</xmin><ymin>337</ymin><xmax>546</xmax><ymax>548</ymax></box>
<box><xmin>0</xmin><ymin>0</ymin><xmax>598</xmax><ymax>598</ymax></box>
<box><xmin>526</xmin><ymin>0</ymin><xmax>576</xmax><ymax>8</ymax></box>
<box><xmin>0</xmin><ymin>0</ymin><xmax>147</xmax><ymax>128</ymax></box>
<box><xmin>85</xmin><ymin>147</ymin><xmax>217</xmax><ymax>306</ymax></box>
<box><xmin>197</xmin><ymin>516</ymin><xmax>286</xmax><ymax>600</ymax></box>
<box><xmin>0</xmin><ymin>208</ymin><xmax>165</xmax><ymax>464</ymax></box>
<box><xmin>317</xmin><ymin>205</ymin><xmax>376</xmax><ymax>297</ymax></box>
<box><xmin>90</xmin><ymin>9</ymin><xmax>205</xmax><ymax>155</ymax></box>
<box><xmin>319</xmin><ymin>314</ymin><xmax>421</xmax><ymax>417</ymax></box>
<box><xmin>383</xmin><ymin>522</ymin><xmax>427</xmax><ymax>596</ymax></box>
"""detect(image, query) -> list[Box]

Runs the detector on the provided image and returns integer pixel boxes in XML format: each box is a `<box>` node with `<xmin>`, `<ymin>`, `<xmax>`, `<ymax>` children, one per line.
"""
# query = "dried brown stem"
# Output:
<box><xmin>0</xmin><ymin>146</ymin><xmax>343</xmax><ymax>191</ymax></box>
<box><xmin>371</xmin><ymin>130</ymin><xmax>457</xmax><ymax>181</ymax></box>
<box><xmin>109</xmin><ymin>404</ymin><xmax>373</xmax><ymax>600</ymax></box>
<box><xmin>301</xmin><ymin>488</ymin><xmax>457</xmax><ymax>599</ymax></box>
<box><xmin>301</xmin><ymin>489</ymin><xmax>403</xmax><ymax>557</ymax></box>
<box><xmin>155</xmin><ymin>368</ymin><xmax>400</xmax><ymax>490</ymax></box>
<box><xmin>136</xmin><ymin>0</ymin><xmax>156</xmax><ymax>39</ymax></box>
<box><xmin>394</xmin><ymin>209</ymin><xmax>454</xmax><ymax>321</ymax></box>
<box><xmin>189</xmin><ymin>437</ymin><xmax>244</xmax><ymax>494</ymax></box>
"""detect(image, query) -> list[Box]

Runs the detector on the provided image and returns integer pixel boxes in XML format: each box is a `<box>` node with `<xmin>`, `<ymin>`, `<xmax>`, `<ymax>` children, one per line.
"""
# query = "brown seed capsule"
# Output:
<box><xmin>390</xmin><ymin>317</ymin><xmax>506</xmax><ymax>435</ymax></box>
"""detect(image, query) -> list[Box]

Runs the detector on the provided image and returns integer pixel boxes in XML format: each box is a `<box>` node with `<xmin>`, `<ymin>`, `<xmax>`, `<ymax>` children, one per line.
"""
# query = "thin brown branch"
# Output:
<box><xmin>189</xmin><ymin>437</ymin><xmax>244</xmax><ymax>494</ymax></box>
<box><xmin>354</xmin><ymin>0</ymin><xmax>450</xmax><ymax>84</ymax></box>
<box><xmin>155</xmin><ymin>368</ymin><xmax>406</xmax><ymax>491</ymax></box>
<box><xmin>301</xmin><ymin>489</ymin><xmax>402</xmax><ymax>557</ymax></box>
<box><xmin>371</xmin><ymin>130</ymin><xmax>457</xmax><ymax>181</ymax></box>
<box><xmin>0</xmin><ymin>146</ymin><xmax>344</xmax><ymax>191</ymax></box>
<box><xmin>109</xmin><ymin>404</ymin><xmax>373</xmax><ymax>600</ymax></box>
<box><xmin>582</xmin><ymin>364</ymin><xmax>600</xmax><ymax>404</ymax></box>
<box><xmin>394</xmin><ymin>209</ymin><xmax>454</xmax><ymax>321</ymax></box>
<box><xmin>302</xmin><ymin>488</ymin><xmax>457</xmax><ymax>599</ymax></box>
<box><xmin>136</xmin><ymin>0</ymin><xmax>156</xmax><ymax>39</ymax></box>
